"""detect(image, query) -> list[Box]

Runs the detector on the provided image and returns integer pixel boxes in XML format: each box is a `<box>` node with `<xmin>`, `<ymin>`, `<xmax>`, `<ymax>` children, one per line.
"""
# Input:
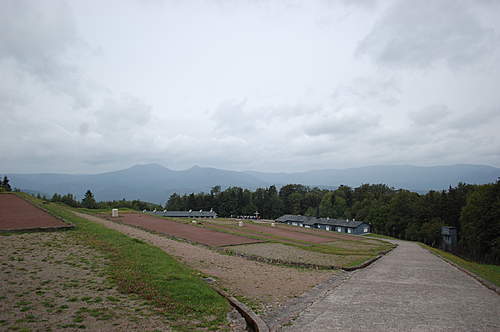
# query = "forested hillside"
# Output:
<box><xmin>166</xmin><ymin>181</ymin><xmax>500</xmax><ymax>264</ymax></box>
<box><xmin>6</xmin><ymin>164</ymin><xmax>499</xmax><ymax>204</ymax></box>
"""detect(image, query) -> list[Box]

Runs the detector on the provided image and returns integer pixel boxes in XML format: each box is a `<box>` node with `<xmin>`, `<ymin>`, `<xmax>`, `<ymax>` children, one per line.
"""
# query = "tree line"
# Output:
<box><xmin>40</xmin><ymin>190</ymin><xmax>162</xmax><ymax>211</ymax></box>
<box><xmin>166</xmin><ymin>181</ymin><xmax>500</xmax><ymax>264</ymax></box>
<box><xmin>0</xmin><ymin>176</ymin><xmax>12</xmax><ymax>192</ymax></box>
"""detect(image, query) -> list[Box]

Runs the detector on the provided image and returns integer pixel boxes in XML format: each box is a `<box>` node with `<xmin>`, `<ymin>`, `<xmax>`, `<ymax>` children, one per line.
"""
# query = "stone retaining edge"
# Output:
<box><xmin>342</xmin><ymin>246</ymin><xmax>396</xmax><ymax>271</ymax></box>
<box><xmin>0</xmin><ymin>225</ymin><xmax>74</xmax><ymax>233</ymax></box>
<box><xmin>220</xmin><ymin>245</ymin><xmax>396</xmax><ymax>271</ymax></box>
<box><xmin>218</xmin><ymin>249</ymin><xmax>341</xmax><ymax>270</ymax></box>
<box><xmin>212</xmin><ymin>287</ymin><xmax>270</xmax><ymax>332</ymax></box>
<box><xmin>423</xmin><ymin>246</ymin><xmax>500</xmax><ymax>296</ymax></box>
<box><xmin>341</xmin><ymin>255</ymin><xmax>382</xmax><ymax>271</ymax></box>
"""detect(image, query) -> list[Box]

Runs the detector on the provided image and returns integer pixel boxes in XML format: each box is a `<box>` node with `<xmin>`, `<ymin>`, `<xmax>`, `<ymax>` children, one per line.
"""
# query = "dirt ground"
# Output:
<box><xmin>109</xmin><ymin>213</ymin><xmax>263</xmax><ymax>247</ymax></box>
<box><xmin>273</xmin><ymin>223</ymin><xmax>363</xmax><ymax>240</ymax></box>
<box><xmin>0</xmin><ymin>232</ymin><xmax>171</xmax><ymax>331</ymax></box>
<box><xmin>213</xmin><ymin>223</ymin><xmax>333</xmax><ymax>244</ymax></box>
<box><xmin>0</xmin><ymin>194</ymin><xmax>71</xmax><ymax>231</ymax></box>
<box><xmin>227</xmin><ymin>243</ymin><xmax>369</xmax><ymax>267</ymax></box>
<box><xmin>76</xmin><ymin>212</ymin><xmax>337</xmax><ymax>314</ymax></box>
<box><xmin>199</xmin><ymin>218</ymin><xmax>368</xmax><ymax>242</ymax></box>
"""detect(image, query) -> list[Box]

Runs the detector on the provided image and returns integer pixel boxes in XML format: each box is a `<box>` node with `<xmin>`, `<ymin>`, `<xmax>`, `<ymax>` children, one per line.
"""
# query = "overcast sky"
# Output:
<box><xmin>1</xmin><ymin>0</ymin><xmax>500</xmax><ymax>174</ymax></box>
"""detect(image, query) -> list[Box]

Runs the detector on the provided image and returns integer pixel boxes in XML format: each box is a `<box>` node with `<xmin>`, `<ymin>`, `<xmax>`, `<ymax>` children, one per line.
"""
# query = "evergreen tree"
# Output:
<box><xmin>265</xmin><ymin>185</ymin><xmax>283</xmax><ymax>218</ymax></box>
<box><xmin>459</xmin><ymin>180</ymin><xmax>500</xmax><ymax>264</ymax></box>
<box><xmin>319</xmin><ymin>192</ymin><xmax>335</xmax><ymax>217</ymax></box>
<box><xmin>1</xmin><ymin>176</ymin><xmax>12</xmax><ymax>192</ymax></box>
<box><xmin>81</xmin><ymin>190</ymin><xmax>98</xmax><ymax>209</ymax></box>
<box><xmin>51</xmin><ymin>193</ymin><xmax>62</xmax><ymax>202</ymax></box>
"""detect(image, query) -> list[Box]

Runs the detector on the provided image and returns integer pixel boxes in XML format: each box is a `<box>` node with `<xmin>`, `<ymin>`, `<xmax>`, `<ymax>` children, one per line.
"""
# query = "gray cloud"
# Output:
<box><xmin>79</xmin><ymin>122</ymin><xmax>90</xmax><ymax>136</ymax></box>
<box><xmin>0</xmin><ymin>1</ymin><xmax>157</xmax><ymax>172</ymax></box>
<box><xmin>339</xmin><ymin>0</ymin><xmax>378</xmax><ymax>10</ymax></box>
<box><xmin>93</xmin><ymin>95</ymin><xmax>152</xmax><ymax>135</ymax></box>
<box><xmin>1</xmin><ymin>0</ymin><xmax>499</xmax><ymax>173</ymax></box>
<box><xmin>409</xmin><ymin>105</ymin><xmax>451</xmax><ymax>126</ymax></box>
<box><xmin>357</xmin><ymin>0</ymin><xmax>498</xmax><ymax>68</ymax></box>
<box><xmin>212</xmin><ymin>99</ymin><xmax>253</xmax><ymax>135</ymax></box>
<box><xmin>0</xmin><ymin>1</ymin><xmax>76</xmax><ymax>77</ymax></box>
<box><xmin>0</xmin><ymin>0</ymin><xmax>91</xmax><ymax>107</ymax></box>
<box><xmin>331</xmin><ymin>77</ymin><xmax>401</xmax><ymax>107</ymax></box>
<box><xmin>304</xmin><ymin>106</ymin><xmax>380</xmax><ymax>138</ymax></box>
<box><xmin>448</xmin><ymin>107</ymin><xmax>500</xmax><ymax>130</ymax></box>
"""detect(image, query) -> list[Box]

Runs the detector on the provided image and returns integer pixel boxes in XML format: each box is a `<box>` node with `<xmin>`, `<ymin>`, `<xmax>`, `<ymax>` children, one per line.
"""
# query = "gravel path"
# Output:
<box><xmin>75</xmin><ymin>212</ymin><xmax>336</xmax><ymax>313</ymax></box>
<box><xmin>282</xmin><ymin>240</ymin><xmax>500</xmax><ymax>331</ymax></box>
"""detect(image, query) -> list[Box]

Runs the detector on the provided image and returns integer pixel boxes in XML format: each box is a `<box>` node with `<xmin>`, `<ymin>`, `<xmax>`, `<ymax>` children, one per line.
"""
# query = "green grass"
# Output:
<box><xmin>363</xmin><ymin>233</ymin><xmax>399</xmax><ymax>240</ymax></box>
<box><xmin>234</xmin><ymin>295</ymin><xmax>262</xmax><ymax>314</ymax></box>
<box><xmin>76</xmin><ymin>207</ymin><xmax>137</xmax><ymax>214</ymax></box>
<box><xmin>419</xmin><ymin>243</ymin><xmax>500</xmax><ymax>287</ymax></box>
<box><xmin>296</xmin><ymin>242</ymin><xmax>391</xmax><ymax>257</ymax></box>
<box><xmin>18</xmin><ymin>193</ymin><xmax>229</xmax><ymax>331</ymax></box>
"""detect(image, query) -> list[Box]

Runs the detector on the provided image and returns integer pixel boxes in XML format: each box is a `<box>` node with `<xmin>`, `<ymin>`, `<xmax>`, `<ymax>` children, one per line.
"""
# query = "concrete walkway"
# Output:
<box><xmin>283</xmin><ymin>241</ymin><xmax>500</xmax><ymax>331</ymax></box>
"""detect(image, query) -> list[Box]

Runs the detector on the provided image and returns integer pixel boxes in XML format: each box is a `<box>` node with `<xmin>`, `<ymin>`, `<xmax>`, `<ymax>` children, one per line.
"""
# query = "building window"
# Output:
<box><xmin>326</xmin><ymin>226</ymin><xmax>331</xmax><ymax>231</ymax></box>
<box><xmin>347</xmin><ymin>229</ymin><xmax>352</xmax><ymax>234</ymax></box>
<box><xmin>337</xmin><ymin>227</ymin><xmax>342</xmax><ymax>232</ymax></box>
<box><xmin>363</xmin><ymin>227</ymin><xmax>368</xmax><ymax>233</ymax></box>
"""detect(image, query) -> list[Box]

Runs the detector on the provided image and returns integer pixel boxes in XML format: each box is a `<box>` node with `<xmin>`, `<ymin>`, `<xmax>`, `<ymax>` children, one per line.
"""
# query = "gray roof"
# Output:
<box><xmin>276</xmin><ymin>214</ymin><xmax>306</xmax><ymax>222</ymax></box>
<box><xmin>441</xmin><ymin>226</ymin><xmax>457</xmax><ymax>235</ymax></box>
<box><xmin>276</xmin><ymin>214</ymin><xmax>367</xmax><ymax>228</ymax></box>
<box><xmin>317</xmin><ymin>218</ymin><xmax>364</xmax><ymax>228</ymax></box>
<box><xmin>275</xmin><ymin>215</ymin><xmax>316</xmax><ymax>225</ymax></box>
<box><xmin>151</xmin><ymin>210</ymin><xmax>217</xmax><ymax>218</ymax></box>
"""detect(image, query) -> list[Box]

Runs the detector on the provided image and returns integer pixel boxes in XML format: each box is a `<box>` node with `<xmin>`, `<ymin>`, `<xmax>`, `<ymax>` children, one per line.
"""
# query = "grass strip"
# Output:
<box><xmin>363</xmin><ymin>233</ymin><xmax>399</xmax><ymax>240</ymax></box>
<box><xmin>76</xmin><ymin>207</ymin><xmax>138</xmax><ymax>214</ymax></box>
<box><xmin>419</xmin><ymin>243</ymin><xmax>500</xmax><ymax>287</ymax></box>
<box><xmin>19</xmin><ymin>194</ymin><xmax>230</xmax><ymax>331</ymax></box>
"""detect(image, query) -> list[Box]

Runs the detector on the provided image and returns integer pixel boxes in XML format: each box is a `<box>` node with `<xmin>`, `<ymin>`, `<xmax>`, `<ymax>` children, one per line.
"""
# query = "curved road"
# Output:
<box><xmin>283</xmin><ymin>240</ymin><xmax>499</xmax><ymax>331</ymax></box>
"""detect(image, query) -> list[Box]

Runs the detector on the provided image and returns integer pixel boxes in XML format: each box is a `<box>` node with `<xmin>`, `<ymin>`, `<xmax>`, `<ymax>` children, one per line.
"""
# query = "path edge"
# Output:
<box><xmin>212</xmin><ymin>287</ymin><xmax>270</xmax><ymax>332</ymax></box>
<box><xmin>421</xmin><ymin>245</ymin><xmax>499</xmax><ymax>295</ymax></box>
<box><xmin>342</xmin><ymin>246</ymin><xmax>396</xmax><ymax>271</ymax></box>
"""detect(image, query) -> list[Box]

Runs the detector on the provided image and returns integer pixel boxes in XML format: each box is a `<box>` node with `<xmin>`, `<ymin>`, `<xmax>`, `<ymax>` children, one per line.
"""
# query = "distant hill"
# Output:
<box><xmin>245</xmin><ymin>164</ymin><xmax>500</xmax><ymax>193</ymax></box>
<box><xmin>6</xmin><ymin>164</ymin><xmax>268</xmax><ymax>204</ymax></box>
<box><xmin>6</xmin><ymin>164</ymin><xmax>500</xmax><ymax>204</ymax></box>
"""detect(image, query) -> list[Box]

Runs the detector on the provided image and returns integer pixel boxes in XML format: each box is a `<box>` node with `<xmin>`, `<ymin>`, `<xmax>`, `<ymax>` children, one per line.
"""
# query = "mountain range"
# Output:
<box><xmin>5</xmin><ymin>164</ymin><xmax>500</xmax><ymax>204</ymax></box>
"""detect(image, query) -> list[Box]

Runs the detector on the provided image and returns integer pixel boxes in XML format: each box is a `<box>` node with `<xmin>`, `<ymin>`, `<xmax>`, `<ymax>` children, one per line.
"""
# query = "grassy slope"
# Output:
<box><xmin>419</xmin><ymin>243</ymin><xmax>500</xmax><ymax>287</ymax></box>
<box><xmin>76</xmin><ymin>207</ymin><xmax>138</xmax><ymax>214</ymax></box>
<box><xmin>18</xmin><ymin>193</ymin><xmax>229</xmax><ymax>331</ymax></box>
<box><xmin>363</xmin><ymin>233</ymin><xmax>399</xmax><ymax>240</ymax></box>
